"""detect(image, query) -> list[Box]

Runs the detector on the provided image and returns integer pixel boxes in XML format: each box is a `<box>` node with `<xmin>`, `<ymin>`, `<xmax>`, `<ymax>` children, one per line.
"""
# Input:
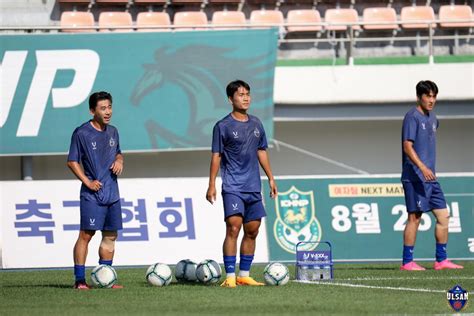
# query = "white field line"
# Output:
<box><xmin>293</xmin><ymin>280</ymin><xmax>447</xmax><ymax>293</ymax></box>
<box><xmin>338</xmin><ymin>276</ymin><xmax>474</xmax><ymax>281</ymax></box>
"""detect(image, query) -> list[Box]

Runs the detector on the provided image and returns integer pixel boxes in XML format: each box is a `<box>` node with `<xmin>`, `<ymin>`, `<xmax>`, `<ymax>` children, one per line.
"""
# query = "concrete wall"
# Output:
<box><xmin>274</xmin><ymin>64</ymin><xmax>474</xmax><ymax>104</ymax></box>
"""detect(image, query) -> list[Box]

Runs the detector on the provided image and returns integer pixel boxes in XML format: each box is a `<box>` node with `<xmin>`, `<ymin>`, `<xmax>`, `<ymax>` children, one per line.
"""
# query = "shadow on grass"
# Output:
<box><xmin>2</xmin><ymin>284</ymin><xmax>73</xmax><ymax>289</ymax></box>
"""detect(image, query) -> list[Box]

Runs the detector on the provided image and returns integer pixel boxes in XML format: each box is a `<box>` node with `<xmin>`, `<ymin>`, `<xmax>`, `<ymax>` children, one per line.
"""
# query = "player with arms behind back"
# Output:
<box><xmin>67</xmin><ymin>91</ymin><xmax>125</xmax><ymax>289</ymax></box>
<box><xmin>400</xmin><ymin>81</ymin><xmax>463</xmax><ymax>271</ymax></box>
<box><xmin>207</xmin><ymin>80</ymin><xmax>278</xmax><ymax>288</ymax></box>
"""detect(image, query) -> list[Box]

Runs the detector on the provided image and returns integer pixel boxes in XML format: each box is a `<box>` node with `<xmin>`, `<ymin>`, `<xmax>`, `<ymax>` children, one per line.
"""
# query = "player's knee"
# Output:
<box><xmin>244</xmin><ymin>229</ymin><xmax>259</xmax><ymax>240</ymax></box>
<box><xmin>79</xmin><ymin>230</ymin><xmax>95</xmax><ymax>242</ymax></box>
<box><xmin>226</xmin><ymin>225</ymin><xmax>241</xmax><ymax>239</ymax></box>
<box><xmin>407</xmin><ymin>213</ymin><xmax>422</xmax><ymax>225</ymax></box>
<box><xmin>436</xmin><ymin>215</ymin><xmax>449</xmax><ymax>228</ymax></box>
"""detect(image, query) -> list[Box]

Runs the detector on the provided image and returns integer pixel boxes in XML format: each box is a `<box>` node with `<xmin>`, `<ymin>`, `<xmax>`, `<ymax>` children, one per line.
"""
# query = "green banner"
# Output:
<box><xmin>0</xmin><ymin>30</ymin><xmax>277</xmax><ymax>155</ymax></box>
<box><xmin>263</xmin><ymin>175</ymin><xmax>474</xmax><ymax>261</ymax></box>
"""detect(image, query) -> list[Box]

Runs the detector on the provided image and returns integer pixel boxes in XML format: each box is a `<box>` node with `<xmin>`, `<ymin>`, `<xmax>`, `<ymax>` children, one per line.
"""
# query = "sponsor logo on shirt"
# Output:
<box><xmin>254</xmin><ymin>128</ymin><xmax>260</xmax><ymax>137</ymax></box>
<box><xmin>232</xmin><ymin>131</ymin><xmax>239</xmax><ymax>139</ymax></box>
<box><xmin>92</xmin><ymin>142</ymin><xmax>97</xmax><ymax>150</ymax></box>
<box><xmin>421</xmin><ymin>123</ymin><xmax>426</xmax><ymax>130</ymax></box>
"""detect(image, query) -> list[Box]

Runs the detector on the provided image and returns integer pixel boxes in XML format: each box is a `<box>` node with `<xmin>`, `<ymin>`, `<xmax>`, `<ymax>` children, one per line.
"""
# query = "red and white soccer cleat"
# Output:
<box><xmin>400</xmin><ymin>261</ymin><xmax>426</xmax><ymax>271</ymax></box>
<box><xmin>74</xmin><ymin>281</ymin><xmax>91</xmax><ymax>290</ymax></box>
<box><xmin>434</xmin><ymin>260</ymin><xmax>464</xmax><ymax>270</ymax></box>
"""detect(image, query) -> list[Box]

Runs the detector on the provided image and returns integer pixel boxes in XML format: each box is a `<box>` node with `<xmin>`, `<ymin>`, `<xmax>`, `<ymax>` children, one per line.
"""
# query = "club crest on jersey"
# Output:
<box><xmin>421</xmin><ymin>123</ymin><xmax>426</xmax><ymax>130</ymax></box>
<box><xmin>254</xmin><ymin>128</ymin><xmax>260</xmax><ymax>137</ymax></box>
<box><xmin>274</xmin><ymin>186</ymin><xmax>322</xmax><ymax>254</ymax></box>
<box><xmin>109</xmin><ymin>137</ymin><xmax>115</xmax><ymax>147</ymax></box>
<box><xmin>232</xmin><ymin>131</ymin><xmax>239</xmax><ymax>139</ymax></box>
<box><xmin>92</xmin><ymin>142</ymin><xmax>97</xmax><ymax>150</ymax></box>
<box><xmin>447</xmin><ymin>285</ymin><xmax>468</xmax><ymax>312</ymax></box>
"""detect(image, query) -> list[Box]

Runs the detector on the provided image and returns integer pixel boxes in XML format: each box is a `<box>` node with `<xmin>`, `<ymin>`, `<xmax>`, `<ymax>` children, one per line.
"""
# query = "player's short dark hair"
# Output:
<box><xmin>416</xmin><ymin>80</ymin><xmax>438</xmax><ymax>99</ymax></box>
<box><xmin>226</xmin><ymin>80</ymin><xmax>251</xmax><ymax>98</ymax></box>
<box><xmin>89</xmin><ymin>91</ymin><xmax>113</xmax><ymax>111</ymax></box>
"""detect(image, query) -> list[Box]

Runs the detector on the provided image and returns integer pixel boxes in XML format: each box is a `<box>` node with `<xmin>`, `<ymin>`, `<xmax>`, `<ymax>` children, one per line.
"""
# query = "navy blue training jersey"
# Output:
<box><xmin>212</xmin><ymin>114</ymin><xmax>268</xmax><ymax>193</ymax></box>
<box><xmin>401</xmin><ymin>107</ymin><xmax>439</xmax><ymax>182</ymax></box>
<box><xmin>67</xmin><ymin>121</ymin><xmax>121</xmax><ymax>205</ymax></box>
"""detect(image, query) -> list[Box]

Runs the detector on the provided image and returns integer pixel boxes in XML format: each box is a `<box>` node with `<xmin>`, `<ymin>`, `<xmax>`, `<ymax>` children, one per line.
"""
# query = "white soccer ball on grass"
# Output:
<box><xmin>146</xmin><ymin>263</ymin><xmax>172</xmax><ymax>287</ymax></box>
<box><xmin>263</xmin><ymin>262</ymin><xmax>290</xmax><ymax>286</ymax></box>
<box><xmin>195</xmin><ymin>259</ymin><xmax>222</xmax><ymax>284</ymax></box>
<box><xmin>91</xmin><ymin>264</ymin><xmax>118</xmax><ymax>288</ymax></box>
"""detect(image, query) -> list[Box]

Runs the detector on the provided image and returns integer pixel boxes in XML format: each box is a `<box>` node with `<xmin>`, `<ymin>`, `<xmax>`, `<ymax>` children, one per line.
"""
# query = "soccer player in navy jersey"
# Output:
<box><xmin>400</xmin><ymin>81</ymin><xmax>463</xmax><ymax>271</ymax></box>
<box><xmin>67</xmin><ymin>91</ymin><xmax>124</xmax><ymax>289</ymax></box>
<box><xmin>206</xmin><ymin>80</ymin><xmax>278</xmax><ymax>287</ymax></box>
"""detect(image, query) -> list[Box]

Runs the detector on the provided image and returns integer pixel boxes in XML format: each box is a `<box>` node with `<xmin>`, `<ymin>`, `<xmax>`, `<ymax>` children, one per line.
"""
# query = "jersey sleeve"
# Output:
<box><xmin>67</xmin><ymin>130</ymin><xmax>82</xmax><ymax>162</ymax></box>
<box><xmin>211</xmin><ymin>123</ymin><xmax>223</xmax><ymax>153</ymax></box>
<box><xmin>402</xmin><ymin>115</ymin><xmax>417</xmax><ymax>143</ymax></box>
<box><xmin>115</xmin><ymin>129</ymin><xmax>122</xmax><ymax>155</ymax></box>
<box><xmin>258</xmin><ymin>122</ymin><xmax>268</xmax><ymax>150</ymax></box>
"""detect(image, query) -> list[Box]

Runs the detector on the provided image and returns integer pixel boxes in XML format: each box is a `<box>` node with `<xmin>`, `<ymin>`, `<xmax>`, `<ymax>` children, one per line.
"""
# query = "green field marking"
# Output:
<box><xmin>1</xmin><ymin>262</ymin><xmax>473</xmax><ymax>315</ymax></box>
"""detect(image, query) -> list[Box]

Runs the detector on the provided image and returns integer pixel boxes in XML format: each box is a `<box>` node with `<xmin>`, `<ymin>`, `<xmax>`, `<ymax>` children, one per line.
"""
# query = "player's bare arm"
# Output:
<box><xmin>257</xmin><ymin>149</ymin><xmax>277</xmax><ymax>198</ymax></box>
<box><xmin>67</xmin><ymin>160</ymin><xmax>102</xmax><ymax>191</ymax></box>
<box><xmin>206</xmin><ymin>153</ymin><xmax>221</xmax><ymax>204</ymax></box>
<box><xmin>402</xmin><ymin>140</ymin><xmax>436</xmax><ymax>181</ymax></box>
<box><xmin>110</xmin><ymin>153</ymin><xmax>124</xmax><ymax>175</ymax></box>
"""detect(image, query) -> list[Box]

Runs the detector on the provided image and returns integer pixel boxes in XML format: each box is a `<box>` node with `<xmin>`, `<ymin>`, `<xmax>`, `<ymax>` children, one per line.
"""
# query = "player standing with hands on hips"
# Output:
<box><xmin>67</xmin><ymin>91</ymin><xmax>125</xmax><ymax>289</ymax></box>
<box><xmin>400</xmin><ymin>81</ymin><xmax>463</xmax><ymax>271</ymax></box>
<box><xmin>207</xmin><ymin>80</ymin><xmax>278</xmax><ymax>287</ymax></box>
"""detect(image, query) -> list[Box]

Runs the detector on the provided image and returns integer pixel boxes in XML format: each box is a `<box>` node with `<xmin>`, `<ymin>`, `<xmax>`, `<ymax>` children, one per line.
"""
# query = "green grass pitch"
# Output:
<box><xmin>1</xmin><ymin>262</ymin><xmax>473</xmax><ymax>315</ymax></box>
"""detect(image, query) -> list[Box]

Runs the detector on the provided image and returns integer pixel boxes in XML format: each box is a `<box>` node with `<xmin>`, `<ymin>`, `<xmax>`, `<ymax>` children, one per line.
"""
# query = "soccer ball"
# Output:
<box><xmin>146</xmin><ymin>263</ymin><xmax>172</xmax><ymax>287</ymax></box>
<box><xmin>175</xmin><ymin>259</ymin><xmax>198</xmax><ymax>282</ymax></box>
<box><xmin>91</xmin><ymin>264</ymin><xmax>117</xmax><ymax>288</ymax></box>
<box><xmin>195</xmin><ymin>259</ymin><xmax>222</xmax><ymax>284</ymax></box>
<box><xmin>263</xmin><ymin>262</ymin><xmax>290</xmax><ymax>286</ymax></box>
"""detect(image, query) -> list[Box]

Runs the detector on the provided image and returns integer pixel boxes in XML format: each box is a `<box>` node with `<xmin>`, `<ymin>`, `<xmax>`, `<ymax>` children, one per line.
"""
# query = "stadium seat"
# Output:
<box><xmin>212</xmin><ymin>11</ymin><xmax>246</xmax><ymax>29</ymax></box>
<box><xmin>287</xmin><ymin>10</ymin><xmax>322</xmax><ymax>33</ymax></box>
<box><xmin>208</xmin><ymin>0</ymin><xmax>241</xmax><ymax>3</ymax></box>
<box><xmin>362</xmin><ymin>7</ymin><xmax>398</xmax><ymax>30</ymax></box>
<box><xmin>136</xmin><ymin>12</ymin><xmax>171</xmax><ymax>32</ymax></box>
<box><xmin>60</xmin><ymin>11</ymin><xmax>95</xmax><ymax>32</ymax></box>
<box><xmin>325</xmin><ymin>8</ymin><xmax>361</xmax><ymax>31</ymax></box>
<box><xmin>134</xmin><ymin>0</ymin><xmax>168</xmax><ymax>4</ymax></box>
<box><xmin>400</xmin><ymin>6</ymin><xmax>436</xmax><ymax>29</ymax></box>
<box><xmin>58</xmin><ymin>0</ymin><xmax>90</xmax><ymax>3</ymax></box>
<box><xmin>173</xmin><ymin>12</ymin><xmax>208</xmax><ymax>31</ymax></box>
<box><xmin>250</xmin><ymin>10</ymin><xmax>284</xmax><ymax>28</ymax></box>
<box><xmin>439</xmin><ymin>5</ymin><xmax>474</xmax><ymax>28</ymax></box>
<box><xmin>95</xmin><ymin>0</ymin><xmax>130</xmax><ymax>3</ymax></box>
<box><xmin>171</xmin><ymin>0</ymin><xmax>205</xmax><ymax>5</ymax></box>
<box><xmin>98</xmin><ymin>12</ymin><xmax>133</xmax><ymax>32</ymax></box>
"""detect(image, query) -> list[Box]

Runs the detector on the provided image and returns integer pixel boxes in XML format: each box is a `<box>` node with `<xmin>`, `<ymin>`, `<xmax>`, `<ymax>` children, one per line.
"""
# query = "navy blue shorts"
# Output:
<box><xmin>222</xmin><ymin>192</ymin><xmax>266</xmax><ymax>223</ymax></box>
<box><xmin>402</xmin><ymin>181</ymin><xmax>447</xmax><ymax>213</ymax></box>
<box><xmin>80</xmin><ymin>199</ymin><xmax>123</xmax><ymax>231</ymax></box>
